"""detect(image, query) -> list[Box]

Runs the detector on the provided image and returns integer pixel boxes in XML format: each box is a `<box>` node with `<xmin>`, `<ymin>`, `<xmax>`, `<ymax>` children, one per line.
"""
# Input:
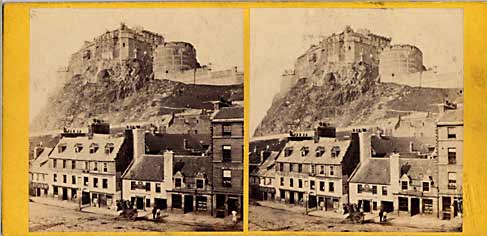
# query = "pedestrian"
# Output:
<box><xmin>383</xmin><ymin>211</ymin><xmax>388</xmax><ymax>222</ymax></box>
<box><xmin>152</xmin><ymin>206</ymin><xmax>157</xmax><ymax>220</ymax></box>
<box><xmin>156</xmin><ymin>208</ymin><xmax>161</xmax><ymax>220</ymax></box>
<box><xmin>231</xmin><ymin>210</ymin><xmax>238</xmax><ymax>225</ymax></box>
<box><xmin>379</xmin><ymin>209</ymin><xmax>384</xmax><ymax>223</ymax></box>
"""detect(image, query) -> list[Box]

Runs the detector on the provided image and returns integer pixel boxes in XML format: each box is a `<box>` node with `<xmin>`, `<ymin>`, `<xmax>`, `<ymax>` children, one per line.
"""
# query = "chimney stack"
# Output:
<box><xmin>163</xmin><ymin>150</ymin><xmax>174</xmax><ymax>190</ymax></box>
<box><xmin>357</xmin><ymin>129</ymin><xmax>371</xmax><ymax>165</ymax></box>
<box><xmin>390</xmin><ymin>152</ymin><xmax>400</xmax><ymax>193</ymax></box>
<box><xmin>133</xmin><ymin>127</ymin><xmax>145</xmax><ymax>160</ymax></box>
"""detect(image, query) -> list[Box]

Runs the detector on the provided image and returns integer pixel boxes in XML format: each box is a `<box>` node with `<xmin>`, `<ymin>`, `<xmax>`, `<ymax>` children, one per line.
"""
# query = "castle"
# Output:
<box><xmin>63</xmin><ymin>23</ymin><xmax>243</xmax><ymax>86</ymax></box>
<box><xmin>280</xmin><ymin>26</ymin><xmax>462</xmax><ymax>94</ymax></box>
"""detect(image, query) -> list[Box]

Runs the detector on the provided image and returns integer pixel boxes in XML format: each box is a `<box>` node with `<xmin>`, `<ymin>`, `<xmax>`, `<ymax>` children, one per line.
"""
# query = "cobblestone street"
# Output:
<box><xmin>29</xmin><ymin>202</ymin><xmax>242</xmax><ymax>232</ymax></box>
<box><xmin>249</xmin><ymin>201</ymin><xmax>462</xmax><ymax>232</ymax></box>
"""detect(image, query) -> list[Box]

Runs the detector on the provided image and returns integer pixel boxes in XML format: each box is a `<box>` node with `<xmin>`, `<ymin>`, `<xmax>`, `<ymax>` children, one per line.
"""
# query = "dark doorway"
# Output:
<box><xmin>325</xmin><ymin>197</ymin><xmax>334</xmax><ymax>211</ymax></box>
<box><xmin>82</xmin><ymin>191</ymin><xmax>90</xmax><ymax>205</ymax></box>
<box><xmin>453</xmin><ymin>200</ymin><xmax>458</xmax><ymax>217</ymax></box>
<box><xmin>381</xmin><ymin>201</ymin><xmax>394</xmax><ymax>213</ymax></box>
<box><xmin>227</xmin><ymin>197</ymin><xmax>239</xmax><ymax>215</ymax></box>
<box><xmin>44</xmin><ymin>188</ymin><xmax>48</xmax><ymax>196</ymax></box>
<box><xmin>308</xmin><ymin>195</ymin><xmax>317</xmax><ymax>209</ymax></box>
<box><xmin>136</xmin><ymin>197</ymin><xmax>144</xmax><ymax>210</ymax></box>
<box><xmin>71</xmin><ymin>189</ymin><xmax>77</xmax><ymax>200</ymax></box>
<box><xmin>289</xmin><ymin>192</ymin><xmax>295</xmax><ymax>204</ymax></box>
<box><xmin>36</xmin><ymin>188</ymin><xmax>41</xmax><ymax>197</ymax></box>
<box><xmin>196</xmin><ymin>196</ymin><xmax>207</xmax><ymax>211</ymax></box>
<box><xmin>411</xmin><ymin>198</ymin><xmax>420</xmax><ymax>216</ymax></box>
<box><xmin>216</xmin><ymin>194</ymin><xmax>226</xmax><ymax>209</ymax></box>
<box><xmin>399</xmin><ymin>197</ymin><xmax>409</xmax><ymax>212</ymax></box>
<box><xmin>62</xmin><ymin>188</ymin><xmax>68</xmax><ymax>200</ymax></box>
<box><xmin>184</xmin><ymin>195</ymin><xmax>194</xmax><ymax>213</ymax></box>
<box><xmin>172</xmin><ymin>194</ymin><xmax>182</xmax><ymax>209</ymax></box>
<box><xmin>155</xmin><ymin>198</ymin><xmax>167</xmax><ymax>210</ymax></box>
<box><xmin>362</xmin><ymin>200</ymin><xmax>371</xmax><ymax>212</ymax></box>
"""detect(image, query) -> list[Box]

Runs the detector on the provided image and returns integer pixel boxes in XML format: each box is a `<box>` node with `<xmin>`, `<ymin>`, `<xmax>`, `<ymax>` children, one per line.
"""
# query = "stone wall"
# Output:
<box><xmin>153</xmin><ymin>42</ymin><xmax>199</xmax><ymax>73</ymax></box>
<box><xmin>380</xmin><ymin>70</ymin><xmax>463</xmax><ymax>88</ymax></box>
<box><xmin>379</xmin><ymin>45</ymin><xmax>424</xmax><ymax>78</ymax></box>
<box><xmin>155</xmin><ymin>66</ymin><xmax>243</xmax><ymax>85</ymax></box>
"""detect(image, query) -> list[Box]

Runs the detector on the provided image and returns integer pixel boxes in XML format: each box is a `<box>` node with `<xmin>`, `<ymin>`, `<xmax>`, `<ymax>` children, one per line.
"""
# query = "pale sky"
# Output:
<box><xmin>250</xmin><ymin>8</ymin><xmax>463</xmax><ymax>136</ymax></box>
<box><xmin>30</xmin><ymin>8</ymin><xmax>243</xmax><ymax>122</ymax></box>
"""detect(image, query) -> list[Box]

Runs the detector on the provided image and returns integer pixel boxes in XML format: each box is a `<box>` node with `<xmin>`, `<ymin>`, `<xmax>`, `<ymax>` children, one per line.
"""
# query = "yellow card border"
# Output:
<box><xmin>3</xmin><ymin>2</ymin><xmax>487</xmax><ymax>236</ymax></box>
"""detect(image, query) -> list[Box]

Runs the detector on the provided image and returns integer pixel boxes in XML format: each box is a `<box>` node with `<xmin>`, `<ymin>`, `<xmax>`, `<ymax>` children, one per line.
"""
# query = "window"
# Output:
<box><xmin>289</xmin><ymin>163</ymin><xmax>294</xmax><ymax>172</ymax></box>
<box><xmin>319</xmin><ymin>165</ymin><xmax>325</xmax><ymax>174</ymax></box>
<box><xmin>372</xmin><ymin>185</ymin><xmax>377</xmax><ymax>194</ymax></box>
<box><xmin>401</xmin><ymin>181</ymin><xmax>408</xmax><ymax>190</ymax></box>
<box><xmin>94</xmin><ymin>162</ymin><xmax>98</xmax><ymax>171</ymax></box>
<box><xmin>84</xmin><ymin>161</ymin><xmax>89</xmax><ymax>170</ymax></box>
<box><xmin>105</xmin><ymin>143</ymin><xmax>114</xmax><ymax>154</ymax></box>
<box><xmin>448</xmin><ymin>172</ymin><xmax>457</xmax><ymax>189</ymax></box>
<box><xmin>330</xmin><ymin>166</ymin><xmax>334</xmax><ymax>176</ymax></box>
<box><xmin>58</xmin><ymin>144</ymin><xmax>67</xmax><ymax>153</ymax></box>
<box><xmin>300</xmin><ymin>146</ymin><xmax>309</xmax><ymax>156</ymax></box>
<box><xmin>423</xmin><ymin>182</ymin><xmax>430</xmax><ymax>192</ymax></box>
<box><xmin>310</xmin><ymin>180</ymin><xmax>315</xmax><ymax>190</ymax></box>
<box><xmin>447</xmin><ymin>127</ymin><xmax>456</xmax><ymax>139</ymax></box>
<box><xmin>53</xmin><ymin>159</ymin><xmax>57</xmax><ymax>168</ymax></box>
<box><xmin>102</xmin><ymin>179</ymin><xmax>108</xmax><ymax>189</ymax></box>
<box><xmin>63</xmin><ymin>175</ymin><xmax>67</xmax><ymax>183</ymax></box>
<box><xmin>290</xmin><ymin>178</ymin><xmax>294</xmax><ymax>187</ymax></box>
<box><xmin>223</xmin><ymin>170</ymin><xmax>232</xmax><ymax>187</ymax></box>
<box><xmin>72</xmin><ymin>160</ymin><xmax>76</xmax><ymax>169</ymax></box>
<box><xmin>310</xmin><ymin>165</ymin><xmax>315</xmax><ymax>175</ymax></box>
<box><xmin>142</xmin><ymin>182</ymin><xmax>149</xmax><ymax>191</ymax></box>
<box><xmin>72</xmin><ymin>176</ymin><xmax>76</xmax><ymax>184</ymax></box>
<box><xmin>222</xmin><ymin>124</ymin><xmax>232</xmax><ymax>136</ymax></box>
<box><xmin>74</xmin><ymin>144</ymin><xmax>83</xmax><ymax>153</ymax></box>
<box><xmin>103</xmin><ymin>163</ymin><xmax>108</xmax><ymax>172</ymax></box>
<box><xmin>448</xmin><ymin>148</ymin><xmax>457</xmax><ymax>164</ymax></box>
<box><xmin>196</xmin><ymin>179</ymin><xmax>204</xmax><ymax>189</ymax></box>
<box><xmin>84</xmin><ymin>177</ymin><xmax>89</xmax><ymax>186</ymax></box>
<box><xmin>319</xmin><ymin>181</ymin><xmax>325</xmax><ymax>191</ymax></box>
<box><xmin>284</xmin><ymin>147</ymin><xmax>293</xmax><ymax>157</ymax></box>
<box><xmin>222</xmin><ymin>145</ymin><xmax>232</xmax><ymax>162</ymax></box>
<box><xmin>90</xmin><ymin>143</ymin><xmax>99</xmax><ymax>153</ymax></box>
<box><xmin>298</xmin><ymin>179</ymin><xmax>303</xmax><ymax>188</ymax></box>
<box><xmin>331</xmin><ymin>146</ymin><xmax>341</xmax><ymax>158</ymax></box>
<box><xmin>280</xmin><ymin>177</ymin><xmax>284</xmax><ymax>186</ymax></box>
<box><xmin>315</xmin><ymin>146</ymin><xmax>325</xmax><ymax>157</ymax></box>
<box><xmin>329</xmin><ymin>182</ymin><xmax>335</xmax><ymax>192</ymax></box>
<box><xmin>175</xmin><ymin>178</ymin><xmax>182</xmax><ymax>188</ymax></box>
<box><xmin>298</xmin><ymin>164</ymin><xmax>303</xmax><ymax>173</ymax></box>
<box><xmin>373</xmin><ymin>201</ymin><xmax>378</xmax><ymax>211</ymax></box>
<box><xmin>146</xmin><ymin>199</ymin><xmax>151</xmax><ymax>208</ymax></box>
<box><xmin>93</xmin><ymin>178</ymin><xmax>99</xmax><ymax>188</ymax></box>
<box><xmin>53</xmin><ymin>186</ymin><xmax>58</xmax><ymax>195</ymax></box>
<box><xmin>279</xmin><ymin>163</ymin><xmax>284</xmax><ymax>172</ymax></box>
<box><xmin>53</xmin><ymin>174</ymin><xmax>57</xmax><ymax>182</ymax></box>
<box><xmin>131</xmin><ymin>181</ymin><xmax>136</xmax><ymax>190</ymax></box>
<box><xmin>156</xmin><ymin>183</ymin><xmax>161</xmax><ymax>193</ymax></box>
<box><xmin>357</xmin><ymin>184</ymin><xmax>363</xmax><ymax>193</ymax></box>
<box><xmin>382</xmin><ymin>186</ymin><xmax>388</xmax><ymax>196</ymax></box>
<box><xmin>63</xmin><ymin>160</ymin><xmax>67</xmax><ymax>169</ymax></box>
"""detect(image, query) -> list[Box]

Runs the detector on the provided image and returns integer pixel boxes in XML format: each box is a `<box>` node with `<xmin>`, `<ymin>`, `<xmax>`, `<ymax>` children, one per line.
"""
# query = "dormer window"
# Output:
<box><xmin>300</xmin><ymin>146</ymin><xmax>310</xmax><ymax>156</ymax></box>
<box><xmin>401</xmin><ymin>181</ymin><xmax>408</xmax><ymax>190</ymax></box>
<box><xmin>284</xmin><ymin>147</ymin><xmax>293</xmax><ymax>157</ymax></box>
<box><xmin>74</xmin><ymin>143</ymin><xmax>83</xmax><ymax>153</ymax></box>
<box><xmin>58</xmin><ymin>143</ymin><xmax>67</xmax><ymax>153</ymax></box>
<box><xmin>196</xmin><ymin>179</ymin><xmax>205</xmax><ymax>189</ymax></box>
<box><xmin>105</xmin><ymin>143</ymin><xmax>114</xmax><ymax>154</ymax></box>
<box><xmin>90</xmin><ymin>143</ymin><xmax>99</xmax><ymax>153</ymax></box>
<box><xmin>331</xmin><ymin>146</ymin><xmax>341</xmax><ymax>158</ymax></box>
<box><xmin>315</xmin><ymin>146</ymin><xmax>325</xmax><ymax>157</ymax></box>
<box><xmin>175</xmin><ymin>178</ymin><xmax>182</xmax><ymax>188</ymax></box>
<box><xmin>422</xmin><ymin>181</ymin><xmax>430</xmax><ymax>192</ymax></box>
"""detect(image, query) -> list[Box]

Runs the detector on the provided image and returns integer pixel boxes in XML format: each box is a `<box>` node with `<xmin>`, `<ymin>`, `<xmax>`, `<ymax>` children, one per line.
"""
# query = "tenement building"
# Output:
<box><xmin>44</xmin><ymin>121</ymin><xmax>134</xmax><ymax>210</ymax></box>
<box><xmin>437</xmin><ymin>103</ymin><xmax>463</xmax><ymax>220</ymax></box>
<box><xmin>273</xmin><ymin>124</ymin><xmax>364</xmax><ymax>212</ymax></box>
<box><xmin>211</xmin><ymin>106</ymin><xmax>244</xmax><ymax>217</ymax></box>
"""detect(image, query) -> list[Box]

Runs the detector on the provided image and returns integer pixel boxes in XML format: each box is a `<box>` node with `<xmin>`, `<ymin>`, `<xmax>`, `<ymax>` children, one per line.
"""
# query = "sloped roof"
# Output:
<box><xmin>50</xmin><ymin>134</ymin><xmax>124</xmax><ymax>161</ymax></box>
<box><xmin>173</xmin><ymin>155</ymin><xmax>212</xmax><ymax>178</ymax></box>
<box><xmin>212</xmin><ymin>107</ymin><xmax>243</xmax><ymax>121</ymax></box>
<box><xmin>400</xmin><ymin>158</ymin><xmax>438</xmax><ymax>186</ymax></box>
<box><xmin>122</xmin><ymin>155</ymin><xmax>164</xmax><ymax>182</ymax></box>
<box><xmin>276</xmin><ymin>138</ymin><xmax>351</xmax><ymax>165</ymax></box>
<box><xmin>30</xmin><ymin>147</ymin><xmax>53</xmax><ymax>173</ymax></box>
<box><xmin>250</xmin><ymin>138</ymin><xmax>288</xmax><ymax>165</ymax></box>
<box><xmin>251</xmin><ymin>151</ymin><xmax>279</xmax><ymax>178</ymax></box>
<box><xmin>349</xmin><ymin>158</ymin><xmax>390</xmax><ymax>185</ymax></box>
<box><xmin>371</xmin><ymin>135</ymin><xmax>433</xmax><ymax>156</ymax></box>
<box><xmin>145</xmin><ymin>133</ymin><xmax>210</xmax><ymax>155</ymax></box>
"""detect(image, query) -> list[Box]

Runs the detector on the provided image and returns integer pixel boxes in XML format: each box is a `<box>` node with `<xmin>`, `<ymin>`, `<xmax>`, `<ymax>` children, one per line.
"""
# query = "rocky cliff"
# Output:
<box><xmin>31</xmin><ymin>58</ymin><xmax>243</xmax><ymax>133</ymax></box>
<box><xmin>254</xmin><ymin>62</ymin><xmax>462</xmax><ymax>137</ymax></box>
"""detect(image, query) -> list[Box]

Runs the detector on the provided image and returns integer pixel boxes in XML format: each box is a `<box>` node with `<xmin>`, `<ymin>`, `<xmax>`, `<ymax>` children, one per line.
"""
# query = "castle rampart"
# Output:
<box><xmin>154</xmin><ymin>66</ymin><xmax>243</xmax><ymax>85</ymax></box>
<box><xmin>153</xmin><ymin>41</ymin><xmax>200</xmax><ymax>73</ymax></box>
<box><xmin>379</xmin><ymin>44</ymin><xmax>424</xmax><ymax>79</ymax></box>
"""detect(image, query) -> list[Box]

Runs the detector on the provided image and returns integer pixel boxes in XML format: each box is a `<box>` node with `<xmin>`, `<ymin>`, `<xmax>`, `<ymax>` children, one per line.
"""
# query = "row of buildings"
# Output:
<box><xmin>29</xmin><ymin>103</ymin><xmax>243</xmax><ymax>218</ymax></box>
<box><xmin>250</xmin><ymin>103</ymin><xmax>463</xmax><ymax>220</ymax></box>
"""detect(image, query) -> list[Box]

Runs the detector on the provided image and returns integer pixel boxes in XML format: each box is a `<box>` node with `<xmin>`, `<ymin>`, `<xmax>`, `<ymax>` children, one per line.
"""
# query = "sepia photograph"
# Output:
<box><xmin>249</xmin><ymin>8</ymin><xmax>463</xmax><ymax>232</ymax></box>
<box><xmin>28</xmin><ymin>8</ymin><xmax>244</xmax><ymax>232</ymax></box>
